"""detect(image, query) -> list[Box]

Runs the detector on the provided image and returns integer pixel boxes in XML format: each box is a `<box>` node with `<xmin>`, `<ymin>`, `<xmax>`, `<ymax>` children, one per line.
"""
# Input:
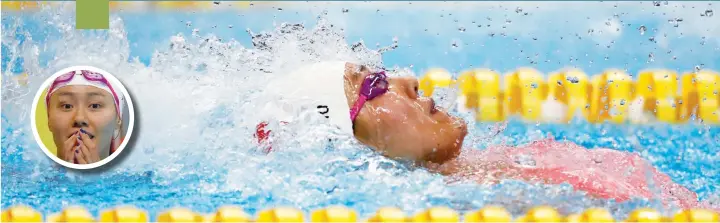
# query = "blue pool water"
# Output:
<box><xmin>2</xmin><ymin>1</ymin><xmax>719</xmax><ymax>220</ymax></box>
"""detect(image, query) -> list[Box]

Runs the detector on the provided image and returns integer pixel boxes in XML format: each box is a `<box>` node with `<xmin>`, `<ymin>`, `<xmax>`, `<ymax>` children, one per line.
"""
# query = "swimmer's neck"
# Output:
<box><xmin>421</xmin><ymin>148</ymin><xmax>486</xmax><ymax>176</ymax></box>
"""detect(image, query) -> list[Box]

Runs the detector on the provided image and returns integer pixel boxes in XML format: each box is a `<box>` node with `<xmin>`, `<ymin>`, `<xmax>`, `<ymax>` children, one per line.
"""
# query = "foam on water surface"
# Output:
<box><xmin>2</xmin><ymin>1</ymin><xmax>720</xmax><ymax>220</ymax></box>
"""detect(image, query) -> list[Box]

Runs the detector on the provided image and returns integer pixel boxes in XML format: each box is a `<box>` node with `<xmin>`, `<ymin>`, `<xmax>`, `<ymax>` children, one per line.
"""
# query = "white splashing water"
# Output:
<box><xmin>22</xmin><ymin>23</ymin><xmax>375</xmax><ymax>176</ymax></box>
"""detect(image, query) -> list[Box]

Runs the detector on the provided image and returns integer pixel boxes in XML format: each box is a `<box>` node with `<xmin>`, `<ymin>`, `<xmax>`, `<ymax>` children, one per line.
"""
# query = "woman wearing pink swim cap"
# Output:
<box><xmin>257</xmin><ymin>62</ymin><xmax>710</xmax><ymax>211</ymax></box>
<box><xmin>45</xmin><ymin>70</ymin><xmax>125</xmax><ymax>165</ymax></box>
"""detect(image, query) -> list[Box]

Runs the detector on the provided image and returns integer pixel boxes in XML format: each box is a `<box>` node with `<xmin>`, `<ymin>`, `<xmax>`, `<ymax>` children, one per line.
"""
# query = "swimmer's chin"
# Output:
<box><xmin>442</xmin><ymin>110</ymin><xmax>468</xmax><ymax>134</ymax></box>
<box><xmin>457</xmin><ymin>119</ymin><xmax>468</xmax><ymax>137</ymax></box>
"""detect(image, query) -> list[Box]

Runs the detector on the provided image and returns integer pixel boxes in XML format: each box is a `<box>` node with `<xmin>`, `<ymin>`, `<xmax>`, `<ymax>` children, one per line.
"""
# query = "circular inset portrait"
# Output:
<box><xmin>31</xmin><ymin>66</ymin><xmax>135</xmax><ymax>170</ymax></box>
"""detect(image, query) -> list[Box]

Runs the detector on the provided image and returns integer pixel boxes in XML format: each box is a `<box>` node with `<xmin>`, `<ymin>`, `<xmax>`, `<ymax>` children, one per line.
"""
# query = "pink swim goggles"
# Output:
<box><xmin>45</xmin><ymin>70</ymin><xmax>122</xmax><ymax>118</ymax></box>
<box><xmin>349</xmin><ymin>71</ymin><xmax>389</xmax><ymax>123</ymax></box>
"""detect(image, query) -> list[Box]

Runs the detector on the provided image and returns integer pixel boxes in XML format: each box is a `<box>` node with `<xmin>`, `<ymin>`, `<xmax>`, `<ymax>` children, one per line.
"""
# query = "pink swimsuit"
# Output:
<box><xmin>459</xmin><ymin>138</ymin><xmax>716</xmax><ymax>210</ymax></box>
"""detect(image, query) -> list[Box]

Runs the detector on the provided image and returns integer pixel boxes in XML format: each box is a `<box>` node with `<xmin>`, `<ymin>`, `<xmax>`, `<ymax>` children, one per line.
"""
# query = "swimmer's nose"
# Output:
<box><xmin>72</xmin><ymin>108</ymin><xmax>89</xmax><ymax>128</ymax></box>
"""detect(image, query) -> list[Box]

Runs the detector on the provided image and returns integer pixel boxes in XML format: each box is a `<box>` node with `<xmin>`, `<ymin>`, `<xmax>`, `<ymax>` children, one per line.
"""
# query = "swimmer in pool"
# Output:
<box><xmin>255</xmin><ymin>61</ymin><xmax>710</xmax><ymax>210</ymax></box>
<box><xmin>45</xmin><ymin>70</ymin><xmax>125</xmax><ymax>165</ymax></box>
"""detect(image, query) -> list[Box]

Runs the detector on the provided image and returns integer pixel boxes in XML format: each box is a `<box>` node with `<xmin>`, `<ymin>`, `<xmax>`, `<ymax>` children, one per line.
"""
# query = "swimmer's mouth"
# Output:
<box><xmin>430</xmin><ymin>98</ymin><xmax>439</xmax><ymax>114</ymax></box>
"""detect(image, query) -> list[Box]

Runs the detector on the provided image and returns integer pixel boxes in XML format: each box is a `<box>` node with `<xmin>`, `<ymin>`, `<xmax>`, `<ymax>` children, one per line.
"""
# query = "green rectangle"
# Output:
<box><xmin>76</xmin><ymin>0</ymin><xmax>109</xmax><ymax>29</ymax></box>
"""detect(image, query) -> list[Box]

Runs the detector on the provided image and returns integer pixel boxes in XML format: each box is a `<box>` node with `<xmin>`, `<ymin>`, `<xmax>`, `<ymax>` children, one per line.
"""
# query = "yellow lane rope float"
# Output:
<box><xmin>3</xmin><ymin>205</ymin><xmax>718</xmax><ymax>222</ymax></box>
<box><xmin>421</xmin><ymin>68</ymin><xmax>720</xmax><ymax>125</ymax></box>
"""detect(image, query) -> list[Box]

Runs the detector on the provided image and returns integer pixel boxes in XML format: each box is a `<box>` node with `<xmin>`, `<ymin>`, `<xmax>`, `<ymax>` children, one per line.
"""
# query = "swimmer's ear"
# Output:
<box><xmin>47</xmin><ymin>119</ymin><xmax>53</xmax><ymax>133</ymax></box>
<box><xmin>115</xmin><ymin>117</ymin><xmax>122</xmax><ymax>138</ymax></box>
<box><xmin>46</xmin><ymin>104</ymin><xmax>53</xmax><ymax>132</ymax></box>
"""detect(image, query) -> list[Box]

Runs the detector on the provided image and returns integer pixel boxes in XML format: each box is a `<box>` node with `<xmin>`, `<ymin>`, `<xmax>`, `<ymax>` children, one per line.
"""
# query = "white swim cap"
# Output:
<box><xmin>263</xmin><ymin>61</ymin><xmax>354</xmax><ymax>135</ymax></box>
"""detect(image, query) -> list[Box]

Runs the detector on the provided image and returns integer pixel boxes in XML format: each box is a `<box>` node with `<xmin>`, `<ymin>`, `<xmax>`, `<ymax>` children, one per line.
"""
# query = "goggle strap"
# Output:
<box><xmin>350</xmin><ymin>95</ymin><xmax>368</xmax><ymax>123</ymax></box>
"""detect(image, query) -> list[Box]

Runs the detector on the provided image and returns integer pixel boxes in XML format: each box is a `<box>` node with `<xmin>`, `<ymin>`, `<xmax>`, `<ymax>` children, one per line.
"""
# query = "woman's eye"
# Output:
<box><xmin>61</xmin><ymin>104</ymin><xmax>73</xmax><ymax>110</ymax></box>
<box><xmin>89</xmin><ymin>103</ymin><xmax>102</xmax><ymax>109</ymax></box>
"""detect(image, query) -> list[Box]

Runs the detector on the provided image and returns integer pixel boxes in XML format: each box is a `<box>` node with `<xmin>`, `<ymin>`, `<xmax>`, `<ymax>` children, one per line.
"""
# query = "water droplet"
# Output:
<box><xmin>458</xmin><ymin>27</ymin><xmax>466</xmax><ymax>32</ymax></box>
<box><xmin>530</xmin><ymin>83</ymin><xmax>539</xmax><ymax>89</ymax></box>
<box><xmin>277</xmin><ymin>7</ymin><xmax>283</xmax><ymax>11</ymax></box>
<box><xmin>567</xmin><ymin>76</ymin><xmax>580</xmax><ymax>83</ymax></box>
<box><xmin>588</xmin><ymin>29</ymin><xmax>595</xmax><ymax>35</ymax></box>
<box><xmin>506</xmin><ymin>19</ymin><xmax>512</xmax><ymax>24</ymax></box>
<box><xmin>620</xmin><ymin>99</ymin><xmax>626</xmax><ymax>105</ymax></box>
<box><xmin>515</xmin><ymin>7</ymin><xmax>523</xmax><ymax>13</ymax></box>
<box><xmin>228</xmin><ymin>25</ymin><xmax>233</xmax><ymax>29</ymax></box>
<box><xmin>695</xmin><ymin>66</ymin><xmax>702</xmax><ymax>72</ymax></box>
<box><xmin>653</xmin><ymin>1</ymin><xmax>661</xmax><ymax>6</ymax></box>
<box><xmin>342</xmin><ymin>8</ymin><xmax>349</xmax><ymax>13</ymax></box>
<box><xmin>186</xmin><ymin>21</ymin><xmax>192</xmax><ymax>27</ymax></box>
<box><xmin>704</xmin><ymin>9</ymin><xmax>714</xmax><ymax>17</ymax></box>
<box><xmin>639</xmin><ymin>25</ymin><xmax>647</xmax><ymax>35</ymax></box>
<box><xmin>668</xmin><ymin>18</ymin><xmax>683</xmax><ymax>27</ymax></box>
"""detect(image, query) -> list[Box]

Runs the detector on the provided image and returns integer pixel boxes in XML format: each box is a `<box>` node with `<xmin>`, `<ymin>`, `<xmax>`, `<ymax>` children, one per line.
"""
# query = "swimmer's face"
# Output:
<box><xmin>47</xmin><ymin>85</ymin><xmax>119</xmax><ymax>160</ymax></box>
<box><xmin>346</xmin><ymin>64</ymin><xmax>467</xmax><ymax>164</ymax></box>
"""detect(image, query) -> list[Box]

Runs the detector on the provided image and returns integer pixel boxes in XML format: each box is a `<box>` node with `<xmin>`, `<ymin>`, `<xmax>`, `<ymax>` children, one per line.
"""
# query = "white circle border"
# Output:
<box><xmin>30</xmin><ymin>65</ymin><xmax>136</xmax><ymax>170</ymax></box>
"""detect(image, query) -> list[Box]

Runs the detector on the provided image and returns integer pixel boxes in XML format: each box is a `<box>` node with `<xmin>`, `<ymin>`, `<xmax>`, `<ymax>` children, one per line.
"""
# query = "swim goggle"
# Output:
<box><xmin>350</xmin><ymin>71</ymin><xmax>389</xmax><ymax>123</ymax></box>
<box><xmin>45</xmin><ymin>70</ymin><xmax>122</xmax><ymax>118</ymax></box>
